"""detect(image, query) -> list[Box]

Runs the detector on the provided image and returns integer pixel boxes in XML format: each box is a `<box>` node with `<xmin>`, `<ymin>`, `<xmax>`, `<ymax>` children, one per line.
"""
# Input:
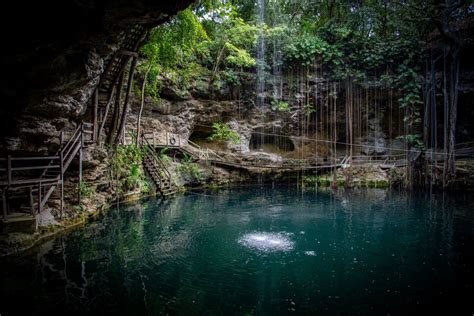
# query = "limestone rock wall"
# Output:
<box><xmin>0</xmin><ymin>0</ymin><xmax>195</xmax><ymax>154</ymax></box>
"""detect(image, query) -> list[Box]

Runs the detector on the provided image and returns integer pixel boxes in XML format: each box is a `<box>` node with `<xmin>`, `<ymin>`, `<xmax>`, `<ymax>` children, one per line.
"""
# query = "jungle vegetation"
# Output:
<box><xmin>135</xmin><ymin>0</ymin><xmax>472</xmax><ymax>186</ymax></box>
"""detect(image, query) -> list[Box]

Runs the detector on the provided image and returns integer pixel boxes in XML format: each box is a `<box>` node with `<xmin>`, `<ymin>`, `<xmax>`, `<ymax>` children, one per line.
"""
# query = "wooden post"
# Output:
<box><xmin>114</xmin><ymin>57</ymin><xmax>137</xmax><ymax>146</ymax></box>
<box><xmin>93</xmin><ymin>88</ymin><xmax>99</xmax><ymax>144</ymax></box>
<box><xmin>7</xmin><ymin>155</ymin><xmax>11</xmax><ymax>185</ymax></box>
<box><xmin>78</xmin><ymin>146</ymin><xmax>83</xmax><ymax>204</ymax></box>
<box><xmin>81</xmin><ymin>122</ymin><xmax>85</xmax><ymax>147</ymax></box>
<box><xmin>79</xmin><ymin>148</ymin><xmax>82</xmax><ymax>198</ymax></box>
<box><xmin>29</xmin><ymin>187</ymin><xmax>34</xmax><ymax>215</ymax></box>
<box><xmin>37</xmin><ymin>182</ymin><xmax>41</xmax><ymax>214</ymax></box>
<box><xmin>60</xmin><ymin>149</ymin><xmax>64</xmax><ymax>219</ymax></box>
<box><xmin>60</xmin><ymin>131</ymin><xmax>64</xmax><ymax>147</ymax></box>
<box><xmin>99</xmin><ymin>86</ymin><xmax>116</xmax><ymax>139</ymax></box>
<box><xmin>2</xmin><ymin>190</ymin><xmax>7</xmax><ymax>219</ymax></box>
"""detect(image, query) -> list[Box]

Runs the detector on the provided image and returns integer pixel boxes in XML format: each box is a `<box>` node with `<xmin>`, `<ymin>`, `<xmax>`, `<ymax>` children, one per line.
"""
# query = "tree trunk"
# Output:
<box><xmin>137</xmin><ymin>63</ymin><xmax>152</xmax><ymax>143</ymax></box>
<box><xmin>210</xmin><ymin>44</ymin><xmax>226</xmax><ymax>84</ymax></box>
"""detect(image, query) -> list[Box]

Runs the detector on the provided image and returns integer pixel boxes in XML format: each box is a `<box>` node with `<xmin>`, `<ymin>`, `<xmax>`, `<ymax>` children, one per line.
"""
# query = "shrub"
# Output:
<box><xmin>208</xmin><ymin>122</ymin><xmax>240</xmax><ymax>144</ymax></box>
<box><xmin>79</xmin><ymin>180</ymin><xmax>93</xmax><ymax>199</ymax></box>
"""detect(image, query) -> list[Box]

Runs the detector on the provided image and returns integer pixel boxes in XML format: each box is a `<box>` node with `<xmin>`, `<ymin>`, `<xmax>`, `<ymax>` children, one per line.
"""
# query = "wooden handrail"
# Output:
<box><xmin>0</xmin><ymin>177</ymin><xmax>60</xmax><ymax>186</ymax></box>
<box><xmin>61</xmin><ymin>123</ymin><xmax>83</xmax><ymax>157</ymax></box>
<box><xmin>12</xmin><ymin>165</ymin><xmax>60</xmax><ymax>172</ymax></box>
<box><xmin>9</xmin><ymin>156</ymin><xmax>60</xmax><ymax>161</ymax></box>
<box><xmin>141</xmin><ymin>135</ymin><xmax>174</xmax><ymax>184</ymax></box>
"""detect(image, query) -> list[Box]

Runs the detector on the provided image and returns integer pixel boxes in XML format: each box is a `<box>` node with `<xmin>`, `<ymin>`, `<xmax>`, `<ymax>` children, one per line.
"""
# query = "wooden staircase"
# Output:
<box><xmin>0</xmin><ymin>122</ymin><xmax>94</xmax><ymax>232</ymax></box>
<box><xmin>97</xmin><ymin>25</ymin><xmax>146</xmax><ymax>139</ymax></box>
<box><xmin>141</xmin><ymin>136</ymin><xmax>178</xmax><ymax>197</ymax></box>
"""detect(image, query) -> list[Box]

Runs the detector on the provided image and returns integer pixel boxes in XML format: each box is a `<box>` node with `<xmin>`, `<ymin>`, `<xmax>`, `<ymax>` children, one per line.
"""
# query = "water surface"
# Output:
<box><xmin>1</xmin><ymin>187</ymin><xmax>473</xmax><ymax>314</ymax></box>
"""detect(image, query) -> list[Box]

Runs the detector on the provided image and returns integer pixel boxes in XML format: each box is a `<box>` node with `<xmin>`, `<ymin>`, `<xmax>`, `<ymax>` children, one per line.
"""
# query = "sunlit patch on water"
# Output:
<box><xmin>238</xmin><ymin>232</ymin><xmax>294</xmax><ymax>253</ymax></box>
<box><xmin>304</xmin><ymin>251</ymin><xmax>316</xmax><ymax>256</ymax></box>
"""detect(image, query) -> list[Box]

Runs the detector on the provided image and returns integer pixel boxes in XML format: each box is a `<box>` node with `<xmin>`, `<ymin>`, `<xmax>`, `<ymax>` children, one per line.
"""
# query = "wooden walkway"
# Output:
<box><xmin>138</xmin><ymin>133</ymin><xmax>474</xmax><ymax>174</ymax></box>
<box><xmin>139</xmin><ymin>132</ymin><xmax>413</xmax><ymax>172</ymax></box>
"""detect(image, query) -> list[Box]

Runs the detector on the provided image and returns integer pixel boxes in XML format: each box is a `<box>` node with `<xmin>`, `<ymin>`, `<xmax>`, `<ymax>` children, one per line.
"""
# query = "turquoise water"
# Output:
<box><xmin>1</xmin><ymin>187</ymin><xmax>473</xmax><ymax>315</ymax></box>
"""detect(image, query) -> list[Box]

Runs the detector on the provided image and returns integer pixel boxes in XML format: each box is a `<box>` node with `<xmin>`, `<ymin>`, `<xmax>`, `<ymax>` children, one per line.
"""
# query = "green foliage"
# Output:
<box><xmin>139</xmin><ymin>8</ymin><xmax>208</xmax><ymax>100</ymax></box>
<box><xmin>178</xmin><ymin>160</ymin><xmax>203</xmax><ymax>182</ymax></box>
<box><xmin>221</xmin><ymin>69</ymin><xmax>240</xmax><ymax>85</ymax></box>
<box><xmin>270</xmin><ymin>100</ymin><xmax>290</xmax><ymax>112</ymax></box>
<box><xmin>135</xmin><ymin>0</ymin><xmax>462</xmax><ymax>151</ymax></box>
<box><xmin>182</xmin><ymin>153</ymin><xmax>194</xmax><ymax>164</ymax></box>
<box><xmin>225</xmin><ymin>43</ymin><xmax>256</xmax><ymax>68</ymax></box>
<box><xmin>159</xmin><ymin>147</ymin><xmax>172</xmax><ymax>165</ymax></box>
<box><xmin>394</xmin><ymin>60</ymin><xmax>424</xmax><ymax>149</ymax></box>
<box><xmin>208</xmin><ymin>122</ymin><xmax>240</xmax><ymax>144</ymax></box>
<box><xmin>285</xmin><ymin>34</ymin><xmax>335</xmax><ymax>67</ymax></box>
<box><xmin>141</xmin><ymin>8</ymin><xmax>207</xmax><ymax>69</ymax></box>
<box><xmin>110</xmin><ymin>144</ymin><xmax>148</xmax><ymax>194</ymax></box>
<box><xmin>79</xmin><ymin>180</ymin><xmax>93</xmax><ymax>199</ymax></box>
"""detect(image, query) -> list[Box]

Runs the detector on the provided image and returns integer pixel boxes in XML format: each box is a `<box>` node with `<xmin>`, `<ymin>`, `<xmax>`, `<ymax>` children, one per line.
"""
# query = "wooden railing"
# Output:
<box><xmin>139</xmin><ymin>132</ymin><xmax>351</xmax><ymax>170</ymax></box>
<box><xmin>1</xmin><ymin>122</ymin><xmax>94</xmax><ymax>219</ymax></box>
<box><xmin>0</xmin><ymin>156</ymin><xmax>61</xmax><ymax>186</ymax></box>
<box><xmin>141</xmin><ymin>134</ymin><xmax>176</xmax><ymax>187</ymax></box>
<box><xmin>349</xmin><ymin>154</ymin><xmax>408</xmax><ymax>167</ymax></box>
<box><xmin>135</xmin><ymin>131</ymin><xmax>474</xmax><ymax>171</ymax></box>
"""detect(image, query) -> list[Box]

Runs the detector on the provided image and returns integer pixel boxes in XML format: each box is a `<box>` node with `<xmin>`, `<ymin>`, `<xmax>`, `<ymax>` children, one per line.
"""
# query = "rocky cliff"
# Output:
<box><xmin>0</xmin><ymin>0</ymin><xmax>195</xmax><ymax>154</ymax></box>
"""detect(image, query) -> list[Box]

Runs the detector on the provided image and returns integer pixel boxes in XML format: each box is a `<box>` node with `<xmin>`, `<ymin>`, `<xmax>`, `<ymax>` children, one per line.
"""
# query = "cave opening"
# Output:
<box><xmin>189</xmin><ymin>128</ymin><xmax>213</xmax><ymax>145</ymax></box>
<box><xmin>188</xmin><ymin>126</ymin><xmax>226</xmax><ymax>151</ymax></box>
<box><xmin>249</xmin><ymin>129</ymin><xmax>295</xmax><ymax>154</ymax></box>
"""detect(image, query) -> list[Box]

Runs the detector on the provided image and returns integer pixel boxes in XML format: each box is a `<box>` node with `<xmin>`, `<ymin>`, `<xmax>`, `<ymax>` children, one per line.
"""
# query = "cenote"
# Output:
<box><xmin>1</xmin><ymin>187</ymin><xmax>473</xmax><ymax>315</ymax></box>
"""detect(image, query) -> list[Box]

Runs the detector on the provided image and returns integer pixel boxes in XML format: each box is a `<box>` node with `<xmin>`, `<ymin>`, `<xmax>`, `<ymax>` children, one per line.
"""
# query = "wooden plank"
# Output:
<box><xmin>2</xmin><ymin>190</ymin><xmax>7</xmax><ymax>219</ymax></box>
<box><xmin>29</xmin><ymin>187</ymin><xmax>34</xmax><ymax>215</ymax></box>
<box><xmin>59</xmin><ymin>145</ymin><xmax>64</xmax><ymax>219</ymax></box>
<box><xmin>12</xmin><ymin>165</ymin><xmax>60</xmax><ymax>171</ymax></box>
<box><xmin>78</xmin><ymin>147</ymin><xmax>82</xmax><ymax>204</ymax></box>
<box><xmin>37</xmin><ymin>182</ymin><xmax>41</xmax><ymax>214</ymax></box>
<box><xmin>119</xmin><ymin>49</ymin><xmax>139</xmax><ymax>58</ymax></box>
<box><xmin>0</xmin><ymin>177</ymin><xmax>60</xmax><ymax>187</ymax></box>
<box><xmin>7</xmin><ymin>155</ymin><xmax>11</xmax><ymax>185</ymax></box>
<box><xmin>92</xmin><ymin>88</ymin><xmax>98</xmax><ymax>143</ymax></box>
<box><xmin>10</xmin><ymin>156</ymin><xmax>60</xmax><ymax>161</ymax></box>
<box><xmin>63</xmin><ymin>132</ymin><xmax>81</xmax><ymax>162</ymax></box>
<box><xmin>64</xmin><ymin>142</ymin><xmax>81</xmax><ymax>170</ymax></box>
<box><xmin>40</xmin><ymin>185</ymin><xmax>56</xmax><ymax>209</ymax></box>
<box><xmin>98</xmin><ymin>85</ymin><xmax>116</xmax><ymax>137</ymax></box>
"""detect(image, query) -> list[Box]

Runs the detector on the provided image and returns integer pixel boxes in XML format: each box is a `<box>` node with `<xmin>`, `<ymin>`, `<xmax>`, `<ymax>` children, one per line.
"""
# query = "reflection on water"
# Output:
<box><xmin>0</xmin><ymin>187</ymin><xmax>473</xmax><ymax>315</ymax></box>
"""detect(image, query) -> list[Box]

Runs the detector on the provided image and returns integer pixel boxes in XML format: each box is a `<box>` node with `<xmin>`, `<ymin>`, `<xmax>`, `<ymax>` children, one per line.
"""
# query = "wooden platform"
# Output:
<box><xmin>1</xmin><ymin>213</ymin><xmax>36</xmax><ymax>234</ymax></box>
